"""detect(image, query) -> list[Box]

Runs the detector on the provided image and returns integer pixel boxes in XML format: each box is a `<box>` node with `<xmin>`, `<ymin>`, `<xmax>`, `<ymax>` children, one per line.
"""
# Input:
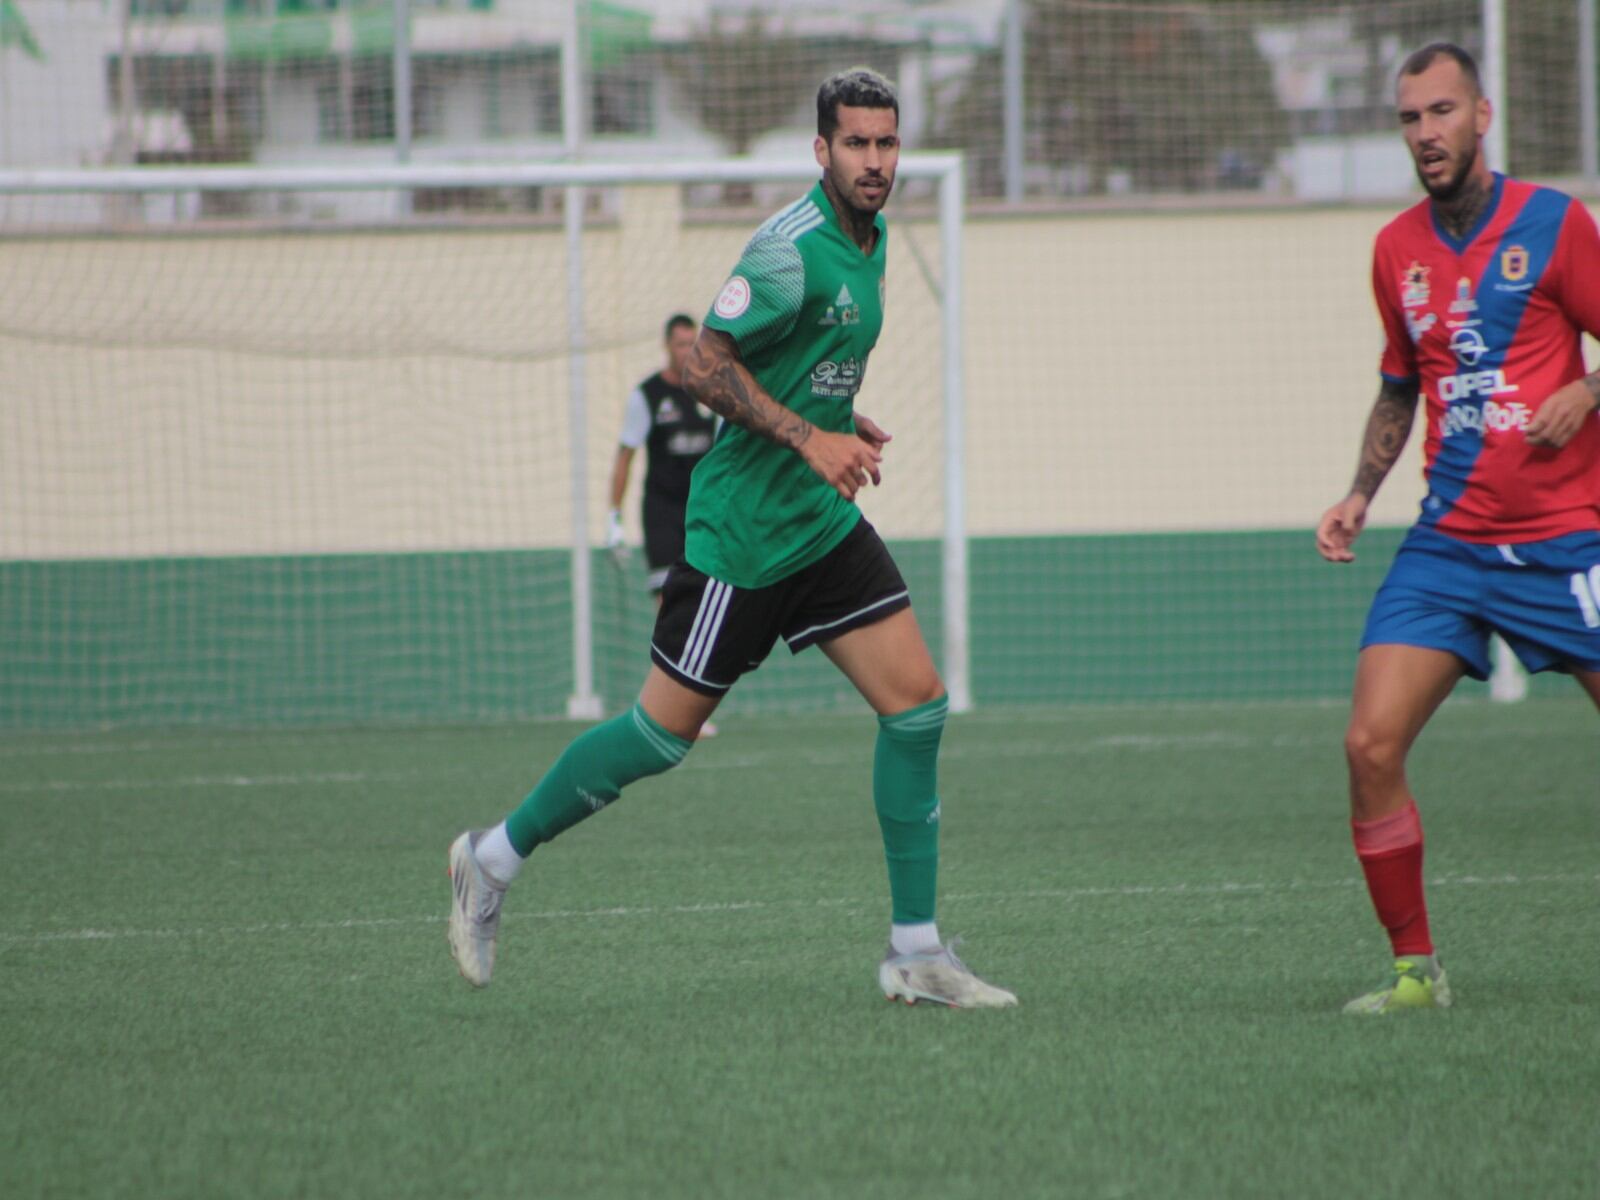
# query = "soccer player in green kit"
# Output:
<box><xmin>447</xmin><ymin>67</ymin><xmax>1016</xmax><ymax>1008</ymax></box>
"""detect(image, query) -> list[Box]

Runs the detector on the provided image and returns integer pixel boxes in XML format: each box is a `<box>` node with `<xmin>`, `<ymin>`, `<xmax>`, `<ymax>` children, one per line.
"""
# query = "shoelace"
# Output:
<box><xmin>473</xmin><ymin>874</ymin><xmax>505</xmax><ymax>929</ymax></box>
<box><xmin>941</xmin><ymin>937</ymin><xmax>968</xmax><ymax>973</ymax></box>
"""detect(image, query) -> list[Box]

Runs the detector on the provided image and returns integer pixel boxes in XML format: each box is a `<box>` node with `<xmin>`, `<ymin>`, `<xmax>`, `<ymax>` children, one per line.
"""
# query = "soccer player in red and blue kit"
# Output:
<box><xmin>1316</xmin><ymin>43</ymin><xmax>1600</xmax><ymax>1015</ymax></box>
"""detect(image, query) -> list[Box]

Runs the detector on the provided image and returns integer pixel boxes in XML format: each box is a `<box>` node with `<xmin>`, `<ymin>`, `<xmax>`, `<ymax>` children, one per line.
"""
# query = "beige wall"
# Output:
<box><xmin>3</xmin><ymin>194</ymin><xmax>1595</xmax><ymax>558</ymax></box>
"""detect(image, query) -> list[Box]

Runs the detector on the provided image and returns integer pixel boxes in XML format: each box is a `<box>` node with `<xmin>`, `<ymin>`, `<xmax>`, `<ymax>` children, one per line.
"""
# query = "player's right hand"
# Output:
<box><xmin>1316</xmin><ymin>494</ymin><xmax>1369</xmax><ymax>563</ymax></box>
<box><xmin>801</xmin><ymin>428</ymin><xmax>883</xmax><ymax>500</ymax></box>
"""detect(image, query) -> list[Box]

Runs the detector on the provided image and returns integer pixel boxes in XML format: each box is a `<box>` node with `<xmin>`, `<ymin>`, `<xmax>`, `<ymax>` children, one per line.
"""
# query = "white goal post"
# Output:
<box><xmin>0</xmin><ymin>155</ymin><xmax>971</xmax><ymax>718</ymax></box>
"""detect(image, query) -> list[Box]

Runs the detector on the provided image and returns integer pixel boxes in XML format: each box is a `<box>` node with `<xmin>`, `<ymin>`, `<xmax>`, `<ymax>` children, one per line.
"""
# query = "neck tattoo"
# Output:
<box><xmin>1434</xmin><ymin>175</ymin><xmax>1492</xmax><ymax>240</ymax></box>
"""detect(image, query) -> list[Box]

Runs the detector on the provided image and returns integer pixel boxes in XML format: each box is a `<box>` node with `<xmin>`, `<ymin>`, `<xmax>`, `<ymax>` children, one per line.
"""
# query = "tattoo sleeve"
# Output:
<box><xmin>1350</xmin><ymin>378</ymin><xmax>1420</xmax><ymax>501</ymax></box>
<box><xmin>683</xmin><ymin>328</ymin><xmax>814</xmax><ymax>451</ymax></box>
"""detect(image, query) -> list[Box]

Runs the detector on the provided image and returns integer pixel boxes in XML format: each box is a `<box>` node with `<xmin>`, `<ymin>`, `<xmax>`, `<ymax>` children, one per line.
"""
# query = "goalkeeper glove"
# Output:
<box><xmin>605</xmin><ymin>509</ymin><xmax>630</xmax><ymax>564</ymax></box>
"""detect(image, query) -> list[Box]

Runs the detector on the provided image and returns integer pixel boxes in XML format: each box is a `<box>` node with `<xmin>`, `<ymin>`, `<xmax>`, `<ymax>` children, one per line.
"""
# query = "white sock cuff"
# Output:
<box><xmin>890</xmin><ymin>921</ymin><xmax>942</xmax><ymax>956</ymax></box>
<box><xmin>475</xmin><ymin>822</ymin><xmax>524</xmax><ymax>885</ymax></box>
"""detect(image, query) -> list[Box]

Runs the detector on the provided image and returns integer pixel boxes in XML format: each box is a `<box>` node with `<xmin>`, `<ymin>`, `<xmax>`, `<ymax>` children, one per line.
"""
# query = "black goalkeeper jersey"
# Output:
<box><xmin>638</xmin><ymin>372</ymin><xmax>716</xmax><ymax>508</ymax></box>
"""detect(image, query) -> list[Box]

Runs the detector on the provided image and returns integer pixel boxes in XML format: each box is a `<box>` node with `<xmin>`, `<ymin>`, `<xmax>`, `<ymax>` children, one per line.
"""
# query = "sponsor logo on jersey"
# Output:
<box><xmin>1437</xmin><ymin>369</ymin><xmax>1519</xmax><ymax>404</ymax></box>
<box><xmin>1406</xmin><ymin>311</ymin><xmax>1437</xmax><ymax>342</ymax></box>
<box><xmin>1448</xmin><ymin>326</ymin><xmax>1489</xmax><ymax>367</ymax></box>
<box><xmin>1401</xmin><ymin>261</ymin><xmax>1431</xmax><ymax>308</ymax></box>
<box><xmin>1500</xmin><ymin>244</ymin><xmax>1529</xmax><ymax>282</ymax></box>
<box><xmin>1448</xmin><ymin>276</ymin><xmax>1477</xmax><ymax>314</ymax></box>
<box><xmin>714</xmin><ymin>275</ymin><xmax>752</xmax><ymax>319</ymax></box>
<box><xmin>666</xmin><ymin>430</ymin><xmax>713</xmax><ymax>457</ymax></box>
<box><xmin>657</xmin><ymin>399</ymin><xmax>681</xmax><ymax>423</ymax></box>
<box><xmin>1439</xmin><ymin>396</ymin><xmax>1530</xmax><ymax>438</ymax></box>
<box><xmin>810</xmin><ymin>356</ymin><xmax>863</xmax><ymax>398</ymax></box>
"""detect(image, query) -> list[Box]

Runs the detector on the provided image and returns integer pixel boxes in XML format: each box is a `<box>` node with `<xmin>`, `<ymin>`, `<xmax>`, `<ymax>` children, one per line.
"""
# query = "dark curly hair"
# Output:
<box><xmin>816</xmin><ymin>68</ymin><xmax>899</xmax><ymax>142</ymax></box>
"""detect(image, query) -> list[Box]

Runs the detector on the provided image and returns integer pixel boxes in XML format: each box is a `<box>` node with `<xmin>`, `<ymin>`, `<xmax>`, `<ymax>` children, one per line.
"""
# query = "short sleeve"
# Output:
<box><xmin>1373</xmin><ymin>242</ymin><xmax>1418</xmax><ymax>383</ymax></box>
<box><xmin>1546</xmin><ymin>201</ymin><xmax>1600</xmax><ymax>340</ymax></box>
<box><xmin>703</xmin><ymin>231</ymin><xmax>805</xmax><ymax>355</ymax></box>
<box><xmin>618</xmin><ymin>387</ymin><xmax>651</xmax><ymax>449</ymax></box>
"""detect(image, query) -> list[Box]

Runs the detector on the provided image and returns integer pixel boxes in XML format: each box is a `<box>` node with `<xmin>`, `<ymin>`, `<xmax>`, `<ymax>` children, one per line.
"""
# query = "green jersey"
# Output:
<box><xmin>688</xmin><ymin>181</ymin><xmax>887</xmax><ymax>588</ymax></box>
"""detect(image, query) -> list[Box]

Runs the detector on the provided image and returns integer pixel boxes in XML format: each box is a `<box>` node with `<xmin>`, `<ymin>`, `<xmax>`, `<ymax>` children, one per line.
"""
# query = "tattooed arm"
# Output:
<box><xmin>683</xmin><ymin>328</ymin><xmax>814</xmax><ymax>451</ymax></box>
<box><xmin>1349</xmin><ymin>378</ymin><xmax>1422</xmax><ymax>501</ymax></box>
<box><xmin>1315</xmin><ymin>377</ymin><xmax>1420</xmax><ymax>563</ymax></box>
<box><xmin>683</xmin><ymin>328</ymin><xmax>883</xmax><ymax>500</ymax></box>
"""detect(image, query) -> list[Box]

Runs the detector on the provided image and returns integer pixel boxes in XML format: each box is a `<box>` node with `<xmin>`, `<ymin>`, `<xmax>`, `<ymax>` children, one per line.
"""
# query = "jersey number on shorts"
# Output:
<box><xmin>1571</xmin><ymin>567</ymin><xmax>1600</xmax><ymax>628</ymax></box>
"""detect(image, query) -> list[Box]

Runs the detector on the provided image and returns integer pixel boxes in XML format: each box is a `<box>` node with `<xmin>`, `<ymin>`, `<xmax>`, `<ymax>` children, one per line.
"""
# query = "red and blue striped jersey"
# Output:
<box><xmin>1374</xmin><ymin>174</ymin><xmax>1600</xmax><ymax>541</ymax></box>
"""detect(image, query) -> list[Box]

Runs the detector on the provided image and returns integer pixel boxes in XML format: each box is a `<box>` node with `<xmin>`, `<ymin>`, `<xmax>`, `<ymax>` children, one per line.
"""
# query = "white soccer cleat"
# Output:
<box><xmin>878</xmin><ymin>940</ymin><xmax>1018</xmax><ymax>1009</ymax></box>
<box><xmin>447</xmin><ymin>830</ymin><xmax>507</xmax><ymax>988</ymax></box>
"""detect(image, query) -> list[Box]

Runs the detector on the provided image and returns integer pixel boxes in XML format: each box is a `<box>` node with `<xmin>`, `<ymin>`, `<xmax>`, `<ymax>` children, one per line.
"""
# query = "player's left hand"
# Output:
<box><xmin>1524</xmin><ymin>378</ymin><xmax>1600</xmax><ymax>449</ymax></box>
<box><xmin>853</xmin><ymin>413</ymin><xmax>892</xmax><ymax>453</ymax></box>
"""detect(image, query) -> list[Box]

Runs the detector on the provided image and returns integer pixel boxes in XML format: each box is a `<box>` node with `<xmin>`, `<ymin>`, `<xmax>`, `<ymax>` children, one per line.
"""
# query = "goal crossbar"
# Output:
<box><xmin>0</xmin><ymin>156</ymin><xmax>963</xmax><ymax>194</ymax></box>
<box><xmin>0</xmin><ymin>155</ymin><xmax>972</xmax><ymax>717</ymax></box>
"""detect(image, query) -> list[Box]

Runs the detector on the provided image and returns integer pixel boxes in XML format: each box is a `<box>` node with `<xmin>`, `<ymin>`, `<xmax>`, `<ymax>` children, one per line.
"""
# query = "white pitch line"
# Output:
<box><xmin>12</xmin><ymin>725</ymin><xmax>1593</xmax><ymax>794</ymax></box>
<box><xmin>0</xmin><ymin>726</ymin><xmax>543</xmax><ymax>760</ymax></box>
<box><xmin>12</xmin><ymin>692</ymin><xmax>1582</xmax><ymax>762</ymax></box>
<box><xmin>0</xmin><ymin>771</ymin><xmax>388</xmax><ymax>794</ymax></box>
<box><xmin>1</xmin><ymin>873</ymin><xmax>1591</xmax><ymax>947</ymax></box>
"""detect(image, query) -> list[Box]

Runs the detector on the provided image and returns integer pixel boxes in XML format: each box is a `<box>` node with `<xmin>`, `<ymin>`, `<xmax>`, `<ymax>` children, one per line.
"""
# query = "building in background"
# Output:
<box><xmin>2</xmin><ymin>0</ymin><xmax>1595</xmax><ymax>219</ymax></box>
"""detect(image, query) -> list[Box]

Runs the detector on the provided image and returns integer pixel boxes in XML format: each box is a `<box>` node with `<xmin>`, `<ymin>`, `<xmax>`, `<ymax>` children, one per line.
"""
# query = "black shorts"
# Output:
<box><xmin>649</xmin><ymin>518</ymin><xmax>911</xmax><ymax>696</ymax></box>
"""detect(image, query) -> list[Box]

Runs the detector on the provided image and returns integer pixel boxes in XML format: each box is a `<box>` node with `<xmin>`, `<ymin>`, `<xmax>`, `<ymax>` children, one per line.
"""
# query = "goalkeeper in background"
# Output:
<box><xmin>605</xmin><ymin>313</ymin><xmax>716</xmax><ymax>599</ymax></box>
<box><xmin>446</xmin><ymin>66</ymin><xmax>1015</xmax><ymax>1009</ymax></box>
<box><xmin>605</xmin><ymin>313</ymin><xmax>719</xmax><ymax>737</ymax></box>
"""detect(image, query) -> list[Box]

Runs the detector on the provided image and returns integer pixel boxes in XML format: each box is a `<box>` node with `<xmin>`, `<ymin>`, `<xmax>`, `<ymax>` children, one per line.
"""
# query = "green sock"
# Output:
<box><xmin>874</xmin><ymin>695</ymin><xmax>948</xmax><ymax>924</ymax></box>
<box><xmin>504</xmin><ymin>704</ymin><xmax>691</xmax><ymax>855</ymax></box>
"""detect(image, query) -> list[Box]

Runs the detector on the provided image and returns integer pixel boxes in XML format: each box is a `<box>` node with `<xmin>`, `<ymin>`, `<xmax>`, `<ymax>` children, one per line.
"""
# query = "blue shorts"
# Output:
<box><xmin>1361</xmin><ymin>526</ymin><xmax>1600</xmax><ymax>680</ymax></box>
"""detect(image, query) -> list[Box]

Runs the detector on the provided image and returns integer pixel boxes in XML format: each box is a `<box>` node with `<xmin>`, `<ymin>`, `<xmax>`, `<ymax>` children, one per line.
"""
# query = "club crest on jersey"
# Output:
<box><xmin>714</xmin><ymin>275</ymin><xmax>751</xmax><ymax>319</ymax></box>
<box><xmin>818</xmin><ymin>283</ymin><xmax>861</xmax><ymax>328</ymax></box>
<box><xmin>1401</xmin><ymin>261</ymin><xmax>1431</xmax><ymax>308</ymax></box>
<box><xmin>1449</xmin><ymin>277</ymin><xmax>1477</xmax><ymax>314</ymax></box>
<box><xmin>1500</xmin><ymin>244</ymin><xmax>1529</xmax><ymax>282</ymax></box>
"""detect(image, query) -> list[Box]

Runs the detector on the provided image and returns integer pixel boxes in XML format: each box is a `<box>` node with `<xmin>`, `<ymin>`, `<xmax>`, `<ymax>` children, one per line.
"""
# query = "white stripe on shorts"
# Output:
<box><xmin>649</xmin><ymin>643</ymin><xmax>732</xmax><ymax>690</ymax></box>
<box><xmin>785</xmin><ymin>589</ymin><xmax>909</xmax><ymax>646</ymax></box>
<box><xmin>680</xmin><ymin>580</ymin><xmax>732</xmax><ymax>679</ymax></box>
<box><xmin>1496</xmin><ymin>544</ymin><xmax>1528</xmax><ymax>567</ymax></box>
<box><xmin>688</xmin><ymin>581</ymin><xmax>734</xmax><ymax>678</ymax></box>
<box><xmin>678</xmin><ymin>581</ymin><xmax>722</xmax><ymax>674</ymax></box>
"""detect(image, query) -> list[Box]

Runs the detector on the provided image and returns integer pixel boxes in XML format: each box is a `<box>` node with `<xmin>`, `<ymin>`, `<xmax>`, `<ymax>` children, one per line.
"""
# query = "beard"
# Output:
<box><xmin>830</xmin><ymin>163</ymin><xmax>893</xmax><ymax>216</ymax></box>
<box><xmin>1417</xmin><ymin>138</ymin><xmax>1478</xmax><ymax>201</ymax></box>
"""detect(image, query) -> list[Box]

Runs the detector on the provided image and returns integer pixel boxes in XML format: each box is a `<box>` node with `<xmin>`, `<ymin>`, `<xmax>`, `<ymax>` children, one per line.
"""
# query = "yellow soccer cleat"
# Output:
<box><xmin>1342</xmin><ymin>957</ymin><xmax>1452</xmax><ymax>1015</ymax></box>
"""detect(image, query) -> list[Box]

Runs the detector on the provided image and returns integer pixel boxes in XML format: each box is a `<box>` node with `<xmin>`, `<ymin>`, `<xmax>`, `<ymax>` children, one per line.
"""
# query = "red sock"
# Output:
<box><xmin>1351</xmin><ymin>801</ymin><xmax>1433</xmax><ymax>957</ymax></box>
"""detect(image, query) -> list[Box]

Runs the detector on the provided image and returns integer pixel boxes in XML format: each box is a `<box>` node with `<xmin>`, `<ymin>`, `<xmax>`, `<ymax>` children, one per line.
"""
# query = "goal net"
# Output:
<box><xmin>0</xmin><ymin>159</ymin><xmax>967</xmax><ymax>728</ymax></box>
<box><xmin>6</xmin><ymin>1</ymin><xmax>1596</xmax><ymax>731</ymax></box>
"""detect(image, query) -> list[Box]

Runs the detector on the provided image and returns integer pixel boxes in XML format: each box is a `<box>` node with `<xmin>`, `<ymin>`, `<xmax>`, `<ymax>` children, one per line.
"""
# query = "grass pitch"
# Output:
<box><xmin>2</xmin><ymin>697</ymin><xmax>1596</xmax><ymax>1199</ymax></box>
